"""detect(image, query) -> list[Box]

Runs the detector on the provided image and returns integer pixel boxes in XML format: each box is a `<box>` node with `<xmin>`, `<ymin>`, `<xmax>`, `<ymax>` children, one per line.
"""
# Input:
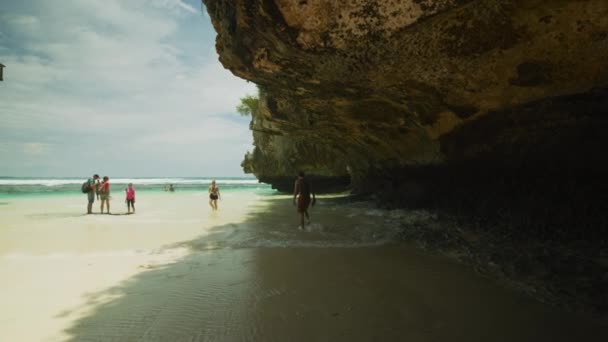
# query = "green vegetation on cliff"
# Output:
<box><xmin>236</xmin><ymin>85</ymin><xmax>263</xmax><ymax>116</ymax></box>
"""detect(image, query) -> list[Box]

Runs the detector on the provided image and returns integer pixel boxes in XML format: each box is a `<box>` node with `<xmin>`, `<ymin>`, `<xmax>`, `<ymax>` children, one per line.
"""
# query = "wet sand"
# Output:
<box><xmin>0</xmin><ymin>191</ymin><xmax>607</xmax><ymax>341</ymax></box>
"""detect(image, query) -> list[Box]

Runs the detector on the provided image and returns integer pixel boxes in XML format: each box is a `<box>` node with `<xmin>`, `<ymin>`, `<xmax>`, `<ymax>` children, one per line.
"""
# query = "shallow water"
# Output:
<box><xmin>0</xmin><ymin>191</ymin><xmax>606</xmax><ymax>341</ymax></box>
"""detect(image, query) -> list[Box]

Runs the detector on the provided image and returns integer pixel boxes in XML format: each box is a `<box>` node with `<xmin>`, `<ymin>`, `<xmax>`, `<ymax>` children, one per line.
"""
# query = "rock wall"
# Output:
<box><xmin>203</xmin><ymin>0</ymin><xmax>608</xmax><ymax>313</ymax></box>
<box><xmin>241</xmin><ymin>89</ymin><xmax>352</xmax><ymax>192</ymax></box>
<box><xmin>205</xmin><ymin>0</ymin><xmax>608</xmax><ymax>190</ymax></box>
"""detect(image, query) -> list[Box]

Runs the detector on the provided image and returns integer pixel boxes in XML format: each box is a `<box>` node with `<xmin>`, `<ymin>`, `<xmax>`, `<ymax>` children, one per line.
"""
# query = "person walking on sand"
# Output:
<box><xmin>293</xmin><ymin>171</ymin><xmax>315</xmax><ymax>229</ymax></box>
<box><xmin>99</xmin><ymin>176</ymin><xmax>111</xmax><ymax>214</ymax></box>
<box><xmin>208</xmin><ymin>180</ymin><xmax>220</xmax><ymax>211</ymax></box>
<box><xmin>85</xmin><ymin>174</ymin><xmax>99</xmax><ymax>214</ymax></box>
<box><xmin>125</xmin><ymin>183</ymin><xmax>136</xmax><ymax>214</ymax></box>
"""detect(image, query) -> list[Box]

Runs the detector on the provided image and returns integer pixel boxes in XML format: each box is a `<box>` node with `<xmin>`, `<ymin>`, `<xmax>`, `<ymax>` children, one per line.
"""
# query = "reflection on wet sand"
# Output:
<box><xmin>62</xmin><ymin>198</ymin><xmax>607</xmax><ymax>342</ymax></box>
<box><xmin>61</xmin><ymin>245</ymin><xmax>608</xmax><ymax>342</ymax></box>
<box><xmin>1</xmin><ymin>192</ymin><xmax>607</xmax><ymax>341</ymax></box>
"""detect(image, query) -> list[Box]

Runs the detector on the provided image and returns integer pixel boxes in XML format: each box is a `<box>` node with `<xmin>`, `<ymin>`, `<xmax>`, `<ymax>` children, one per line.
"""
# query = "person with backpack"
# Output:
<box><xmin>84</xmin><ymin>174</ymin><xmax>99</xmax><ymax>214</ymax></box>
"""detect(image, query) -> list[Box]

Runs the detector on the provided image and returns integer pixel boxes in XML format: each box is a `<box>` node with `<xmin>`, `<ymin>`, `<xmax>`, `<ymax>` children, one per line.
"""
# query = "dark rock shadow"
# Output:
<box><xmin>58</xmin><ymin>196</ymin><xmax>608</xmax><ymax>342</ymax></box>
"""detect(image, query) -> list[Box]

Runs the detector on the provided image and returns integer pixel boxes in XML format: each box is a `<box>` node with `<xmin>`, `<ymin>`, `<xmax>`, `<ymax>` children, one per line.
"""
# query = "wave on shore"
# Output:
<box><xmin>0</xmin><ymin>177</ymin><xmax>267</xmax><ymax>195</ymax></box>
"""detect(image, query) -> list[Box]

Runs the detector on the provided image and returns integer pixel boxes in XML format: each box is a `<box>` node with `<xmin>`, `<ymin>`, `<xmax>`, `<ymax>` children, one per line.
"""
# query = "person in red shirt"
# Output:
<box><xmin>99</xmin><ymin>176</ymin><xmax>111</xmax><ymax>214</ymax></box>
<box><xmin>125</xmin><ymin>183</ymin><xmax>136</xmax><ymax>214</ymax></box>
<box><xmin>293</xmin><ymin>171</ymin><xmax>316</xmax><ymax>229</ymax></box>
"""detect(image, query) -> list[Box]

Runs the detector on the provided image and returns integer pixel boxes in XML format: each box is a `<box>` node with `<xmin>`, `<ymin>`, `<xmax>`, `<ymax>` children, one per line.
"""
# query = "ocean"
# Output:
<box><xmin>0</xmin><ymin>176</ymin><xmax>273</xmax><ymax>198</ymax></box>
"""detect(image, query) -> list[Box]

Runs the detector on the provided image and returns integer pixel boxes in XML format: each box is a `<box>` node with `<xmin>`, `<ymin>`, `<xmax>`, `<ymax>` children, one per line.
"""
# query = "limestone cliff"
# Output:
<box><xmin>205</xmin><ymin>0</ymin><xmax>608</xmax><ymax>189</ymax></box>
<box><xmin>204</xmin><ymin>0</ymin><xmax>608</xmax><ymax>313</ymax></box>
<box><xmin>241</xmin><ymin>89</ymin><xmax>352</xmax><ymax>192</ymax></box>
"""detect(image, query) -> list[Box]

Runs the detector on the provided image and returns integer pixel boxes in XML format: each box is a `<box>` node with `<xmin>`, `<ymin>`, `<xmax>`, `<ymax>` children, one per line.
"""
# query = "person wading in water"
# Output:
<box><xmin>293</xmin><ymin>171</ymin><xmax>316</xmax><ymax>229</ymax></box>
<box><xmin>208</xmin><ymin>180</ymin><xmax>220</xmax><ymax>211</ymax></box>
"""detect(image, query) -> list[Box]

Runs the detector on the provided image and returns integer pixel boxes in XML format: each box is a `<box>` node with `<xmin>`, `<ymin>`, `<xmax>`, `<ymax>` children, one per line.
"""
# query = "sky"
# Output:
<box><xmin>0</xmin><ymin>0</ymin><xmax>257</xmax><ymax>177</ymax></box>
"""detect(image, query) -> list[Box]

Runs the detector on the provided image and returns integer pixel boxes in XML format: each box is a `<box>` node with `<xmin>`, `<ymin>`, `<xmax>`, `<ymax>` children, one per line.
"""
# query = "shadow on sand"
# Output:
<box><xmin>59</xmin><ymin>197</ymin><xmax>608</xmax><ymax>342</ymax></box>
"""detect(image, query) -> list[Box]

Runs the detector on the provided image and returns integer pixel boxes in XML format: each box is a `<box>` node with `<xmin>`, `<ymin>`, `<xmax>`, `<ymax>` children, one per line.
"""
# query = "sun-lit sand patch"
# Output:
<box><xmin>0</xmin><ymin>190</ymin><xmax>259</xmax><ymax>341</ymax></box>
<box><xmin>0</xmin><ymin>248</ymin><xmax>191</xmax><ymax>341</ymax></box>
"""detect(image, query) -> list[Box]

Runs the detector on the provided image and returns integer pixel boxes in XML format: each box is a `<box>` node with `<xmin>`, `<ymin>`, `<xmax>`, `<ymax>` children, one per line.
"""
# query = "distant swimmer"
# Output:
<box><xmin>208</xmin><ymin>180</ymin><xmax>220</xmax><ymax>211</ymax></box>
<box><xmin>293</xmin><ymin>171</ymin><xmax>316</xmax><ymax>229</ymax></box>
<box><xmin>169</xmin><ymin>184</ymin><xmax>175</xmax><ymax>192</ymax></box>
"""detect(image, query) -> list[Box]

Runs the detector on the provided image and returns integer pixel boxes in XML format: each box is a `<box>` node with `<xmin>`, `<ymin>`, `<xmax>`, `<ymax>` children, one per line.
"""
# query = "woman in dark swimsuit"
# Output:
<box><xmin>208</xmin><ymin>180</ymin><xmax>220</xmax><ymax>211</ymax></box>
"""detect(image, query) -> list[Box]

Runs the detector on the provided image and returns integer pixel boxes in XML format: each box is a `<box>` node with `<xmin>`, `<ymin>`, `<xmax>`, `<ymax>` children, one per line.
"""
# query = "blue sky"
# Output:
<box><xmin>0</xmin><ymin>0</ymin><xmax>257</xmax><ymax>177</ymax></box>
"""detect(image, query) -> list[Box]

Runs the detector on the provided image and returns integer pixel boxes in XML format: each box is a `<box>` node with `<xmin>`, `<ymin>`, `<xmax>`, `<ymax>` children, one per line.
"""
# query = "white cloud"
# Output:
<box><xmin>135</xmin><ymin>117</ymin><xmax>246</xmax><ymax>145</ymax></box>
<box><xmin>0</xmin><ymin>0</ymin><xmax>256</xmax><ymax>177</ymax></box>
<box><xmin>22</xmin><ymin>142</ymin><xmax>51</xmax><ymax>156</ymax></box>
<box><xmin>175</xmin><ymin>0</ymin><xmax>199</xmax><ymax>14</ymax></box>
<box><xmin>6</xmin><ymin>14</ymin><xmax>40</xmax><ymax>33</ymax></box>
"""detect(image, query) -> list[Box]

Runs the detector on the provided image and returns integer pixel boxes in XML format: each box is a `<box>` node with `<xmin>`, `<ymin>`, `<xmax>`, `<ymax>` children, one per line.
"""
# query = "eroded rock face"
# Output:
<box><xmin>204</xmin><ymin>0</ymin><xmax>608</xmax><ymax>312</ymax></box>
<box><xmin>204</xmin><ymin>0</ymin><xmax>608</xmax><ymax>188</ymax></box>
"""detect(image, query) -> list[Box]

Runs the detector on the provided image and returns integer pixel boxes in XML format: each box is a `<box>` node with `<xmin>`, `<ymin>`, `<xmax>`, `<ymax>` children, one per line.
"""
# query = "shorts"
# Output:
<box><xmin>100</xmin><ymin>193</ymin><xmax>109</xmax><ymax>201</ymax></box>
<box><xmin>126</xmin><ymin>199</ymin><xmax>134</xmax><ymax>206</ymax></box>
<box><xmin>297</xmin><ymin>196</ymin><xmax>311</xmax><ymax>212</ymax></box>
<box><xmin>210</xmin><ymin>194</ymin><xmax>218</xmax><ymax>200</ymax></box>
<box><xmin>87</xmin><ymin>192</ymin><xmax>95</xmax><ymax>204</ymax></box>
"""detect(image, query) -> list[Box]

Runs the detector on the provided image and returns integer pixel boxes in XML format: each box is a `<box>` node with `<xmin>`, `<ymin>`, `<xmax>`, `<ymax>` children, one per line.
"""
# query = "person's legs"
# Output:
<box><xmin>87</xmin><ymin>192</ymin><xmax>94</xmax><ymax>214</ymax></box>
<box><xmin>209</xmin><ymin>199</ymin><xmax>214</xmax><ymax>209</ymax></box>
<box><xmin>213</xmin><ymin>199</ymin><xmax>218</xmax><ymax>210</ymax></box>
<box><xmin>304</xmin><ymin>210</ymin><xmax>310</xmax><ymax>224</ymax></box>
<box><xmin>100</xmin><ymin>195</ymin><xmax>109</xmax><ymax>213</ymax></box>
<box><xmin>297</xmin><ymin>196</ymin><xmax>311</xmax><ymax>228</ymax></box>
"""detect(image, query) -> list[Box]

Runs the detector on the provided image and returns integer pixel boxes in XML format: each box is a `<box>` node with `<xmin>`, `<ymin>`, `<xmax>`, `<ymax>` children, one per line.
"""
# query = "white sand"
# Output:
<box><xmin>0</xmin><ymin>191</ymin><xmax>262</xmax><ymax>341</ymax></box>
<box><xmin>1</xmin><ymin>191</ymin><xmax>607</xmax><ymax>342</ymax></box>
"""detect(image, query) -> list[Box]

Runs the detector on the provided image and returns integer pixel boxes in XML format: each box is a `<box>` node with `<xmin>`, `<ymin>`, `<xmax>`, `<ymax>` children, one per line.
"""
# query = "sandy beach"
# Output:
<box><xmin>1</xmin><ymin>191</ymin><xmax>607</xmax><ymax>341</ymax></box>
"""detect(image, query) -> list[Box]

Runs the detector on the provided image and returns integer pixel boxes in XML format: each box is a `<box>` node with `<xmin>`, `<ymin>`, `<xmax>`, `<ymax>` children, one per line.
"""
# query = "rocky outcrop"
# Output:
<box><xmin>241</xmin><ymin>89</ymin><xmax>352</xmax><ymax>192</ymax></box>
<box><xmin>203</xmin><ymin>0</ymin><xmax>608</xmax><ymax>241</ymax></box>
<box><xmin>204</xmin><ymin>0</ymin><xmax>608</xmax><ymax>312</ymax></box>
<box><xmin>205</xmin><ymin>0</ymin><xmax>608</xmax><ymax>188</ymax></box>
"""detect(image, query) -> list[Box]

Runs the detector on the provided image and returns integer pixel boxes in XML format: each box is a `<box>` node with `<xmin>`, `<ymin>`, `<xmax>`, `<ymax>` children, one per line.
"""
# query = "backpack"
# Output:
<box><xmin>81</xmin><ymin>181</ymin><xmax>91</xmax><ymax>193</ymax></box>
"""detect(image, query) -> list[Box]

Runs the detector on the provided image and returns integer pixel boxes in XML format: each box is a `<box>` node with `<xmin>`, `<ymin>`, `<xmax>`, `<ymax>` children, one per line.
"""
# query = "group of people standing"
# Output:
<box><xmin>83</xmin><ymin>173</ymin><xmax>315</xmax><ymax>228</ymax></box>
<box><xmin>85</xmin><ymin>174</ymin><xmax>136</xmax><ymax>215</ymax></box>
